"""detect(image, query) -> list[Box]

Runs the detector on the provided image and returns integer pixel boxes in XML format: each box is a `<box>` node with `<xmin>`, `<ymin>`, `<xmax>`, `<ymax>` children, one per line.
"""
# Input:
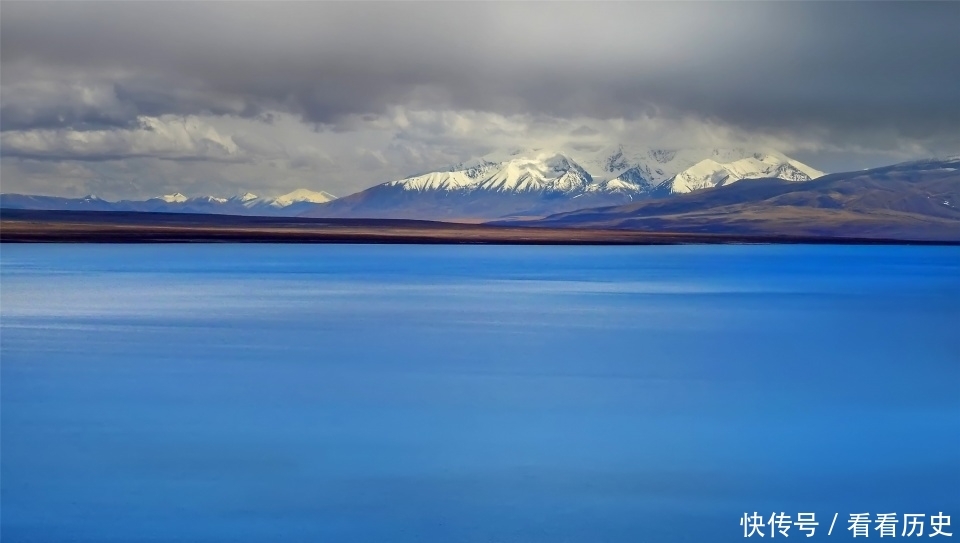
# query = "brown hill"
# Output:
<box><xmin>507</xmin><ymin>158</ymin><xmax>960</xmax><ymax>241</ymax></box>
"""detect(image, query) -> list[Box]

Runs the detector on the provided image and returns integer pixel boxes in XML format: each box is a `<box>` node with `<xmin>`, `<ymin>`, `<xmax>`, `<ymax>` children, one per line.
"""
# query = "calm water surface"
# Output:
<box><xmin>2</xmin><ymin>244</ymin><xmax>958</xmax><ymax>542</ymax></box>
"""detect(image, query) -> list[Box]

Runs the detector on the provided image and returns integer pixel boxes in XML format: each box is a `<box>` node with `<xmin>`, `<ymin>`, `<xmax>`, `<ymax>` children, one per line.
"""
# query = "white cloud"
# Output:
<box><xmin>2</xmin><ymin>115</ymin><xmax>243</xmax><ymax>161</ymax></box>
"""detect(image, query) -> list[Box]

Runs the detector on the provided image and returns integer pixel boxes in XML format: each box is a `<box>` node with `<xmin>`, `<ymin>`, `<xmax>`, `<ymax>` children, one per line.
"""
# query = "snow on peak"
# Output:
<box><xmin>223</xmin><ymin>192</ymin><xmax>263</xmax><ymax>208</ymax></box>
<box><xmin>390</xmin><ymin>170</ymin><xmax>481</xmax><ymax>191</ymax></box>
<box><xmin>394</xmin><ymin>151</ymin><xmax>595</xmax><ymax>194</ymax></box>
<box><xmin>667</xmin><ymin>159</ymin><xmax>735</xmax><ymax>193</ymax></box>
<box><xmin>158</xmin><ymin>193</ymin><xmax>187</xmax><ymax>203</ymax></box>
<box><xmin>270</xmin><ymin>188</ymin><xmax>337</xmax><ymax>208</ymax></box>
<box><xmin>479</xmin><ymin>152</ymin><xmax>592</xmax><ymax>193</ymax></box>
<box><xmin>395</xmin><ymin>148</ymin><xmax>707</xmax><ymax>197</ymax></box>
<box><xmin>662</xmin><ymin>153</ymin><xmax>824</xmax><ymax>194</ymax></box>
<box><xmin>449</xmin><ymin>157</ymin><xmax>499</xmax><ymax>174</ymax></box>
<box><xmin>382</xmin><ymin>146</ymin><xmax>824</xmax><ymax>200</ymax></box>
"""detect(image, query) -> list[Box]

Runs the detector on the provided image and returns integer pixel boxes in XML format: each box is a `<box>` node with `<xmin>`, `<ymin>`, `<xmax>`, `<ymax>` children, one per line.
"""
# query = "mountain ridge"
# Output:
<box><xmin>1</xmin><ymin>146</ymin><xmax>823</xmax><ymax>220</ymax></box>
<box><xmin>301</xmin><ymin>147</ymin><xmax>823</xmax><ymax>220</ymax></box>
<box><xmin>498</xmin><ymin>157</ymin><xmax>960</xmax><ymax>241</ymax></box>
<box><xmin>0</xmin><ymin>188</ymin><xmax>338</xmax><ymax>216</ymax></box>
<box><xmin>2</xmin><ymin>157</ymin><xmax>957</xmax><ymax>241</ymax></box>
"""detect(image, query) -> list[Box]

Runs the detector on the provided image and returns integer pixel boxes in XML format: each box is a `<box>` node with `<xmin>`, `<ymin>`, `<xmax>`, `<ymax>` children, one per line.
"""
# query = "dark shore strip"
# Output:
<box><xmin>1</xmin><ymin>209</ymin><xmax>956</xmax><ymax>245</ymax></box>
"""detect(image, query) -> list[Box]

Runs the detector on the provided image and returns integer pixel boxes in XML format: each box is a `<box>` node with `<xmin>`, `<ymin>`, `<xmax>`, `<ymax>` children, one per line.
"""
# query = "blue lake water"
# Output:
<box><xmin>2</xmin><ymin>244</ymin><xmax>958</xmax><ymax>542</ymax></box>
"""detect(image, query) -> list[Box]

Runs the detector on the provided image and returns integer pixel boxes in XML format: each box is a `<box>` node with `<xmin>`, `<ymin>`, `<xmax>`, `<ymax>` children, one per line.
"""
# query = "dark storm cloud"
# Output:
<box><xmin>1</xmin><ymin>1</ymin><xmax>958</xmax><ymax>150</ymax></box>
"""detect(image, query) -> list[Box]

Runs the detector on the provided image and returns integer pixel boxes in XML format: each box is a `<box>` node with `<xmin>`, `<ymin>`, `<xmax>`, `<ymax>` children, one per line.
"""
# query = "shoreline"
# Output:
<box><xmin>1</xmin><ymin>209</ymin><xmax>957</xmax><ymax>245</ymax></box>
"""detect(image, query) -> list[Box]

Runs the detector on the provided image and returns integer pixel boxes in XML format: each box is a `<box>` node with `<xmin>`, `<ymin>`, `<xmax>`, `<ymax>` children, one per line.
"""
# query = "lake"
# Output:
<box><xmin>2</xmin><ymin>244</ymin><xmax>958</xmax><ymax>542</ymax></box>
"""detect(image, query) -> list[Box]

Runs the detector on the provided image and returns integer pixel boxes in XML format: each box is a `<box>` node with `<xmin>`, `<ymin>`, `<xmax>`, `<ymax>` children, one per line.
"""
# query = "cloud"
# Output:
<box><xmin>1</xmin><ymin>116</ymin><xmax>244</xmax><ymax>162</ymax></box>
<box><xmin>3</xmin><ymin>3</ymin><xmax>957</xmax><ymax>136</ymax></box>
<box><xmin>1</xmin><ymin>2</ymin><xmax>957</xmax><ymax>197</ymax></box>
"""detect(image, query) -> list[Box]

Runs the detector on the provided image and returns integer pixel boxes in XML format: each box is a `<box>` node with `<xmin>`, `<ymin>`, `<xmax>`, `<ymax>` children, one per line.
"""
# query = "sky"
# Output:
<box><xmin>1</xmin><ymin>1</ymin><xmax>958</xmax><ymax>200</ymax></box>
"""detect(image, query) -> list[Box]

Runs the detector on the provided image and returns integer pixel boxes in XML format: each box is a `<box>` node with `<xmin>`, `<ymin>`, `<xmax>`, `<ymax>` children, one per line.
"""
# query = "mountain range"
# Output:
<box><xmin>1</xmin><ymin>147</ymin><xmax>824</xmax><ymax>220</ymax></box>
<box><xmin>0</xmin><ymin>188</ymin><xmax>336</xmax><ymax>216</ymax></box>
<box><xmin>4</xmin><ymin>147</ymin><xmax>960</xmax><ymax>240</ymax></box>
<box><xmin>302</xmin><ymin>147</ymin><xmax>823</xmax><ymax>220</ymax></box>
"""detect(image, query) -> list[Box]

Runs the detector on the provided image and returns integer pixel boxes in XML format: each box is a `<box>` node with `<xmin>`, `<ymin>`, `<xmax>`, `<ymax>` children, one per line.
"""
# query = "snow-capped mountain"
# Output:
<box><xmin>155</xmin><ymin>193</ymin><xmax>188</xmax><ymax>203</ymax></box>
<box><xmin>193</xmin><ymin>195</ymin><xmax>228</xmax><ymax>204</ymax></box>
<box><xmin>269</xmin><ymin>188</ymin><xmax>337</xmax><ymax>208</ymax></box>
<box><xmin>228</xmin><ymin>192</ymin><xmax>261</xmax><ymax>208</ymax></box>
<box><xmin>384</xmin><ymin>147</ymin><xmax>820</xmax><ymax>200</ymax></box>
<box><xmin>573</xmin><ymin>146</ymin><xmax>823</xmax><ymax>194</ymax></box>
<box><xmin>143</xmin><ymin>189</ymin><xmax>339</xmax><ymax>211</ymax></box>
<box><xmin>390</xmin><ymin>158</ymin><xmax>502</xmax><ymax>192</ymax></box>
<box><xmin>658</xmin><ymin>153</ymin><xmax>824</xmax><ymax>195</ymax></box>
<box><xmin>390</xmin><ymin>152</ymin><xmax>595</xmax><ymax>195</ymax></box>
<box><xmin>575</xmin><ymin>147</ymin><xmax>753</xmax><ymax>189</ymax></box>
<box><xmin>303</xmin><ymin>147</ymin><xmax>824</xmax><ymax>220</ymax></box>
<box><xmin>302</xmin><ymin>150</ymin><xmax>633</xmax><ymax>220</ymax></box>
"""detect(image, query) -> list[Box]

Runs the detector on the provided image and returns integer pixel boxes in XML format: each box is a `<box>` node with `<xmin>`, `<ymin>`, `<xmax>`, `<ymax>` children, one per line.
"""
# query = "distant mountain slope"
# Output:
<box><xmin>268</xmin><ymin>188</ymin><xmax>336</xmax><ymax>207</ymax></box>
<box><xmin>303</xmin><ymin>147</ymin><xmax>822</xmax><ymax>220</ymax></box>
<box><xmin>0</xmin><ymin>194</ymin><xmax>119</xmax><ymax>212</ymax></box>
<box><xmin>511</xmin><ymin>158</ymin><xmax>960</xmax><ymax>241</ymax></box>
<box><xmin>0</xmin><ymin>188</ymin><xmax>338</xmax><ymax>216</ymax></box>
